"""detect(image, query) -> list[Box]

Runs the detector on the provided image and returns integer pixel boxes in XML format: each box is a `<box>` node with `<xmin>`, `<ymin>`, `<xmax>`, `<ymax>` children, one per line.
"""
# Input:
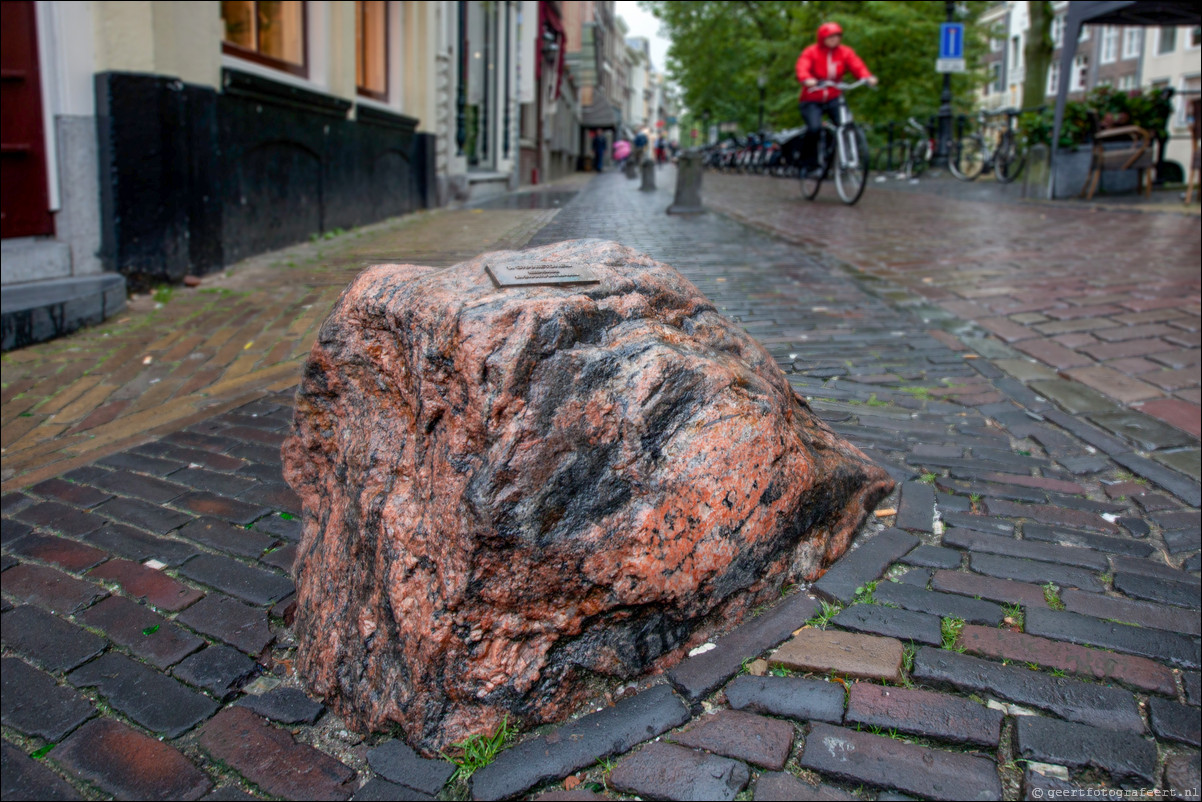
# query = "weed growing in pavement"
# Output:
<box><xmin>152</xmin><ymin>285</ymin><xmax>174</xmax><ymax>304</ymax></box>
<box><xmin>851</xmin><ymin>581</ymin><xmax>877</xmax><ymax>605</ymax></box>
<box><xmin>1042</xmin><ymin>583</ymin><xmax>1065</xmax><ymax>611</ymax></box>
<box><xmin>1001</xmin><ymin>603</ymin><xmax>1024</xmax><ymax>630</ymax></box>
<box><xmin>806</xmin><ymin>600</ymin><xmax>842</xmax><ymax>630</ymax></box>
<box><xmin>1049</xmin><ymin>668</ymin><xmax>1067</xmax><ymax>677</ymax></box>
<box><xmin>940</xmin><ymin>617</ymin><xmax>965</xmax><ymax>651</ymax></box>
<box><xmin>1099</xmin><ymin>572</ymin><xmax>1113</xmax><ymax>586</ymax></box>
<box><xmin>901</xmin><ymin>386</ymin><xmax>935</xmax><ymax>401</ymax></box>
<box><xmin>769</xmin><ymin>665</ymin><xmax>796</xmax><ymax>678</ymax></box>
<box><xmin>441</xmin><ymin>716</ymin><xmax>517</xmax><ymax>782</ymax></box>
<box><xmin>30</xmin><ymin>744</ymin><xmax>54</xmax><ymax>759</ymax></box>
<box><xmin>866</xmin><ymin>394</ymin><xmax>888</xmax><ymax>407</ymax></box>
<box><xmin>899</xmin><ymin>644</ymin><xmax>917</xmax><ymax>689</ymax></box>
<box><xmin>919</xmin><ymin>472</ymin><xmax>937</xmax><ymax>484</ymax></box>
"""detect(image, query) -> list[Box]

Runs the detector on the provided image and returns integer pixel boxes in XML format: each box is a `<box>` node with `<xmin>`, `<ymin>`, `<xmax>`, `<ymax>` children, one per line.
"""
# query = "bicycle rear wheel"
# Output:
<box><xmin>834</xmin><ymin>125</ymin><xmax>870</xmax><ymax>205</ymax></box>
<box><xmin>994</xmin><ymin>136</ymin><xmax>1026</xmax><ymax>183</ymax></box>
<box><xmin>801</xmin><ymin>130</ymin><xmax>830</xmax><ymax>200</ymax></box>
<box><xmin>949</xmin><ymin>136</ymin><xmax>985</xmax><ymax>181</ymax></box>
<box><xmin>904</xmin><ymin>140</ymin><xmax>930</xmax><ymax>179</ymax></box>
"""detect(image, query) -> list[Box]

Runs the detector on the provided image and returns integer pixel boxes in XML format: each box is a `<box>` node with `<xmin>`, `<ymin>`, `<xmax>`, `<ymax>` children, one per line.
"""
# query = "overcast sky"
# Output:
<box><xmin>614</xmin><ymin>1</ymin><xmax>671</xmax><ymax>74</ymax></box>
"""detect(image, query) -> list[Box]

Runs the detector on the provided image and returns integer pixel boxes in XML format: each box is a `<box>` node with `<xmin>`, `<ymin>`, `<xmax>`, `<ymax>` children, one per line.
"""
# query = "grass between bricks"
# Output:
<box><xmin>941</xmin><ymin>617</ymin><xmax>965</xmax><ymax>651</ymax></box>
<box><xmin>1042</xmin><ymin>583</ymin><xmax>1065</xmax><ymax>611</ymax></box>
<box><xmin>441</xmin><ymin>715</ymin><xmax>518</xmax><ymax>783</ymax></box>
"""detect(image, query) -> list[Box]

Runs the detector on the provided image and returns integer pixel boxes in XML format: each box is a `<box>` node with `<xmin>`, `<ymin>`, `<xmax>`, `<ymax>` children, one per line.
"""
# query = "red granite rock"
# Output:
<box><xmin>282</xmin><ymin>240</ymin><xmax>892</xmax><ymax>755</ymax></box>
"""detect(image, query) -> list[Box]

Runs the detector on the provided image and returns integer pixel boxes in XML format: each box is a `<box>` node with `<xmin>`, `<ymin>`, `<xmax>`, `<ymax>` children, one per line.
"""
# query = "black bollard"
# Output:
<box><xmin>624</xmin><ymin>158</ymin><xmax>638</xmax><ymax>179</ymax></box>
<box><xmin>640</xmin><ymin>157</ymin><xmax>656</xmax><ymax>191</ymax></box>
<box><xmin>667</xmin><ymin>150</ymin><xmax>704</xmax><ymax>214</ymax></box>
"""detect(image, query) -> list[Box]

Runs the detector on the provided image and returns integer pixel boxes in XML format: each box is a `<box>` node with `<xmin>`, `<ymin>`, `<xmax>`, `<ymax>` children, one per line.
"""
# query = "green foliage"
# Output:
<box><xmin>642</xmin><ymin>1</ymin><xmax>991</xmax><ymax>137</ymax></box>
<box><xmin>1042</xmin><ymin>583</ymin><xmax>1065</xmax><ymax>611</ymax></box>
<box><xmin>31</xmin><ymin>744</ymin><xmax>54</xmax><ymax>760</ymax></box>
<box><xmin>141</xmin><ymin>624</ymin><xmax>160</xmax><ymax>636</ymax></box>
<box><xmin>442</xmin><ymin>716</ymin><xmax>517</xmax><ymax>782</ymax></box>
<box><xmin>1019</xmin><ymin>85</ymin><xmax>1175</xmax><ymax>149</ymax></box>
<box><xmin>940</xmin><ymin>617</ymin><xmax>965</xmax><ymax>651</ymax></box>
<box><xmin>852</xmin><ymin>581</ymin><xmax>877</xmax><ymax>605</ymax></box>
<box><xmin>918</xmin><ymin>472</ymin><xmax>937</xmax><ymax>484</ymax></box>
<box><xmin>152</xmin><ymin>285</ymin><xmax>174</xmax><ymax>304</ymax></box>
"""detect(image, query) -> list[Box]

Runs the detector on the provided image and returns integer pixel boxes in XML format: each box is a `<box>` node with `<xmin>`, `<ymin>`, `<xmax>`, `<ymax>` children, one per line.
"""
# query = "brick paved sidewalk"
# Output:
<box><xmin>3</xmin><ymin>167</ymin><xmax>1200</xmax><ymax>801</ymax></box>
<box><xmin>1</xmin><ymin>188</ymin><xmax>578</xmax><ymax>494</ymax></box>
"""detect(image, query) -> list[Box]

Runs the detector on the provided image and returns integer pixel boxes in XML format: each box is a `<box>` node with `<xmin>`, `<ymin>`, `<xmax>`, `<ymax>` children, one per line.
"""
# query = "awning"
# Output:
<box><xmin>582</xmin><ymin>86</ymin><xmax>620</xmax><ymax>129</ymax></box>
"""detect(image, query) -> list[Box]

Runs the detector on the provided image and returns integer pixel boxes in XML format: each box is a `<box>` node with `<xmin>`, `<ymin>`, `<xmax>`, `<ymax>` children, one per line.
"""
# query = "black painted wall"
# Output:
<box><xmin>96</xmin><ymin>69</ymin><xmax>432</xmax><ymax>290</ymax></box>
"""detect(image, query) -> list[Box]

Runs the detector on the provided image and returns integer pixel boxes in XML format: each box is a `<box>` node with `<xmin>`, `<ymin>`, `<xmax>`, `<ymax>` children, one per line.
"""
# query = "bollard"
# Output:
<box><xmin>1022</xmin><ymin>143</ymin><xmax>1051</xmax><ymax>200</ymax></box>
<box><xmin>640</xmin><ymin>158</ymin><xmax>656</xmax><ymax>191</ymax></box>
<box><xmin>624</xmin><ymin>158</ymin><xmax>638</xmax><ymax>179</ymax></box>
<box><xmin>667</xmin><ymin>150</ymin><xmax>705</xmax><ymax>214</ymax></box>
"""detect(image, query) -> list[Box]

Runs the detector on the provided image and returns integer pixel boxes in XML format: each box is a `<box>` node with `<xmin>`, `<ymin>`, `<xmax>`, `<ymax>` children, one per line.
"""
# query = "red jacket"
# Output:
<box><xmin>796</xmin><ymin>41</ymin><xmax>871</xmax><ymax>103</ymax></box>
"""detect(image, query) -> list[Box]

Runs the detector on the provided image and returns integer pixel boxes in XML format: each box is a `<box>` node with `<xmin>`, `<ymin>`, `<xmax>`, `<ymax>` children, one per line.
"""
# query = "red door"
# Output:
<box><xmin>1</xmin><ymin>1</ymin><xmax>54</xmax><ymax>238</ymax></box>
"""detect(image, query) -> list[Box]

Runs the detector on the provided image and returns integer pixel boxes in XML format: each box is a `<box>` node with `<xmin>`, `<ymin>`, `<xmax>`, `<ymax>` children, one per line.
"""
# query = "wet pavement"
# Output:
<box><xmin>2</xmin><ymin>165</ymin><xmax>1199</xmax><ymax>801</ymax></box>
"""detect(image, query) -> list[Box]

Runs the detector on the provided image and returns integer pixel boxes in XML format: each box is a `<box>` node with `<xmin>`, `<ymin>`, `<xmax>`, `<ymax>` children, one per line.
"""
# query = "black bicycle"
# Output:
<box><xmin>801</xmin><ymin>79</ymin><xmax>873</xmax><ymax>205</ymax></box>
<box><xmin>949</xmin><ymin>108</ymin><xmax>1031</xmax><ymax>183</ymax></box>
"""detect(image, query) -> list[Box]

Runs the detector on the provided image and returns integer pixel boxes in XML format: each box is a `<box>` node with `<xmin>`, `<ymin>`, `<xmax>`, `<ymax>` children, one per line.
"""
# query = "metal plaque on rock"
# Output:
<box><xmin>486</xmin><ymin>262</ymin><xmax>600</xmax><ymax>287</ymax></box>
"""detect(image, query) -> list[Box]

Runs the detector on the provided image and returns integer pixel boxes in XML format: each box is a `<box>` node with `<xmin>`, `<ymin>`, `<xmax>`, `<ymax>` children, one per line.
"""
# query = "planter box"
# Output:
<box><xmin>1052</xmin><ymin>144</ymin><xmax>1143</xmax><ymax>199</ymax></box>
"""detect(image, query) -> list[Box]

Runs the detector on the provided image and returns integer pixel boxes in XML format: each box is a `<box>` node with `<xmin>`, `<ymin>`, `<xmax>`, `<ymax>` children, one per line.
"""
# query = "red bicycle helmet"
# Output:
<box><xmin>817</xmin><ymin>22</ymin><xmax>843</xmax><ymax>40</ymax></box>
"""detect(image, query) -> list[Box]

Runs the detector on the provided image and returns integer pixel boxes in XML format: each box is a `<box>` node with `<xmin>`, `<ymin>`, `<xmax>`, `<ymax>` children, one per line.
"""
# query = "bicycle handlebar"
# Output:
<box><xmin>808</xmin><ymin>78</ymin><xmax>873</xmax><ymax>91</ymax></box>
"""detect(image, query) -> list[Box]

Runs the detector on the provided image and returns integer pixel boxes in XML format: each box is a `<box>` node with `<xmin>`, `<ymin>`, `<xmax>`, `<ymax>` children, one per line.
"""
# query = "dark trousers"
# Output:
<box><xmin>798</xmin><ymin>100</ymin><xmax>842</xmax><ymax>168</ymax></box>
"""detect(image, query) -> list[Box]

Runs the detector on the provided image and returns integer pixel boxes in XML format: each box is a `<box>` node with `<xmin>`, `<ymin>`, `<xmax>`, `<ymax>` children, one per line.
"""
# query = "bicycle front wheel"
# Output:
<box><xmin>949</xmin><ymin>136</ymin><xmax>985</xmax><ymax>181</ymax></box>
<box><xmin>994</xmin><ymin>136</ymin><xmax>1026</xmax><ymax>183</ymax></box>
<box><xmin>835</xmin><ymin>125</ymin><xmax>870</xmax><ymax>205</ymax></box>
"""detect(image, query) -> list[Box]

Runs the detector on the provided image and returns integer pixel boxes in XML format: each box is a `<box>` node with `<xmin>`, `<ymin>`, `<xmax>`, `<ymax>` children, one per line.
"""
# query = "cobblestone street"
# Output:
<box><xmin>2</xmin><ymin>166</ymin><xmax>1199</xmax><ymax>801</ymax></box>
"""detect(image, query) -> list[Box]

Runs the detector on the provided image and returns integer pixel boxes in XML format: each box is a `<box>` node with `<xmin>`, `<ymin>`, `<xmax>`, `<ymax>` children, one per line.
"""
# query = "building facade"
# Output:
<box><xmin>975</xmin><ymin>1</ymin><xmax>1200</xmax><ymax>170</ymax></box>
<box><xmin>1</xmin><ymin>1</ymin><xmax>673</xmax><ymax>349</ymax></box>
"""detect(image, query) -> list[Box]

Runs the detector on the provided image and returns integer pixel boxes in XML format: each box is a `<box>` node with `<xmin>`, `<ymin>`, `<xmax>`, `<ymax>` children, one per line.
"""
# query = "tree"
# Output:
<box><xmin>1022</xmin><ymin>1</ymin><xmax>1054</xmax><ymax>112</ymax></box>
<box><xmin>642</xmin><ymin>1</ymin><xmax>990</xmax><ymax>138</ymax></box>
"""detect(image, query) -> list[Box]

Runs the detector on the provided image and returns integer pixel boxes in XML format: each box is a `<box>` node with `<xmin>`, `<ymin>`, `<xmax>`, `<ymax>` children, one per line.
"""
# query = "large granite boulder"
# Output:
<box><xmin>282</xmin><ymin>240</ymin><xmax>892</xmax><ymax>754</ymax></box>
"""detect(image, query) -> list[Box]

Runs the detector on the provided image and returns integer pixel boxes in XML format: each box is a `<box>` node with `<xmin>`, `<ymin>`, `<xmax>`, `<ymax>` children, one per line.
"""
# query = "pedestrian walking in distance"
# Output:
<box><xmin>592</xmin><ymin>129</ymin><xmax>608</xmax><ymax>172</ymax></box>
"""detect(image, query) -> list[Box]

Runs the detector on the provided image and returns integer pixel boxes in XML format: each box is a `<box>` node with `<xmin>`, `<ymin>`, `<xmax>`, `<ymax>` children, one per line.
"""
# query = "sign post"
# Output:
<box><xmin>933</xmin><ymin>3</ymin><xmax>960</xmax><ymax>167</ymax></box>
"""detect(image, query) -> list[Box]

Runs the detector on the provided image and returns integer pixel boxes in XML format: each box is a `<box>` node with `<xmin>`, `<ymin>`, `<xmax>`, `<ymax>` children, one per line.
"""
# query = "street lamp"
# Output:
<box><xmin>757</xmin><ymin>72</ymin><xmax>767</xmax><ymax>134</ymax></box>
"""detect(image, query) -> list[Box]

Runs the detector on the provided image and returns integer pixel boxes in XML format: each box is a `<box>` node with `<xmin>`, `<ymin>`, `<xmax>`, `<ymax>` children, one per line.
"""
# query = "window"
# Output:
<box><xmin>1122</xmin><ymin>28</ymin><xmax>1140</xmax><ymax>59</ymax></box>
<box><xmin>990</xmin><ymin>62</ymin><xmax>1003</xmax><ymax>95</ymax></box>
<box><xmin>1159</xmin><ymin>26</ymin><xmax>1177</xmax><ymax>54</ymax></box>
<box><xmin>1178</xmin><ymin>76</ymin><xmax>1201</xmax><ymax>127</ymax></box>
<box><xmin>1011</xmin><ymin>35</ymin><xmax>1022</xmax><ymax>72</ymax></box>
<box><xmin>1117</xmin><ymin>74</ymin><xmax>1137</xmax><ymax>91</ymax></box>
<box><xmin>1046</xmin><ymin>61</ymin><xmax>1059</xmax><ymax>96</ymax></box>
<box><xmin>1100</xmin><ymin>26</ymin><xmax>1118</xmax><ymax>63</ymax></box>
<box><xmin>1051</xmin><ymin>15</ymin><xmax>1065</xmax><ymax>47</ymax></box>
<box><xmin>1071</xmin><ymin>54</ymin><xmax>1088</xmax><ymax>92</ymax></box>
<box><xmin>1191</xmin><ymin>26</ymin><xmax>1201</xmax><ymax>49</ymax></box>
<box><xmin>221</xmin><ymin>1</ymin><xmax>306</xmax><ymax>76</ymax></box>
<box><xmin>356</xmin><ymin>1</ymin><xmax>388</xmax><ymax>100</ymax></box>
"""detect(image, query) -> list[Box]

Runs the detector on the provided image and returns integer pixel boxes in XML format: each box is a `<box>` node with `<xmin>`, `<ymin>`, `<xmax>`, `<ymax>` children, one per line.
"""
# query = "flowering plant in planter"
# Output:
<box><xmin>1019</xmin><ymin>86</ymin><xmax>1175</xmax><ymax>150</ymax></box>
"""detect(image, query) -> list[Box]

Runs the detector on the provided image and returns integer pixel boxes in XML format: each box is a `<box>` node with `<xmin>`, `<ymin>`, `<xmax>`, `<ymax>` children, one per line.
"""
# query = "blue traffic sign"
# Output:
<box><xmin>940</xmin><ymin>22</ymin><xmax>965</xmax><ymax>60</ymax></box>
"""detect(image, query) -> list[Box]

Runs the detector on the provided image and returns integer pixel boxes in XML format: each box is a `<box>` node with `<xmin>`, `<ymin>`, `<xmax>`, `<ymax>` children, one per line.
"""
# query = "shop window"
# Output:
<box><xmin>222</xmin><ymin>1</ymin><xmax>306</xmax><ymax>76</ymax></box>
<box><xmin>356</xmin><ymin>1</ymin><xmax>388</xmax><ymax>100</ymax></box>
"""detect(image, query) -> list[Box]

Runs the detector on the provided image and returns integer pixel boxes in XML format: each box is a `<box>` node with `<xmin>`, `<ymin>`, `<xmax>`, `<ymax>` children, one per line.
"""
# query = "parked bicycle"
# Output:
<box><xmin>903</xmin><ymin>117</ymin><xmax>935</xmax><ymax>179</ymax></box>
<box><xmin>949</xmin><ymin>107</ymin><xmax>1039</xmax><ymax>183</ymax></box>
<box><xmin>801</xmin><ymin>79</ymin><xmax>874</xmax><ymax>205</ymax></box>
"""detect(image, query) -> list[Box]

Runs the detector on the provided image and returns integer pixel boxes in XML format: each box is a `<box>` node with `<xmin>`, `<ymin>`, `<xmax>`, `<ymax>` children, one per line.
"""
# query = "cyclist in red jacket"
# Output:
<box><xmin>796</xmin><ymin>22</ymin><xmax>877</xmax><ymax>177</ymax></box>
